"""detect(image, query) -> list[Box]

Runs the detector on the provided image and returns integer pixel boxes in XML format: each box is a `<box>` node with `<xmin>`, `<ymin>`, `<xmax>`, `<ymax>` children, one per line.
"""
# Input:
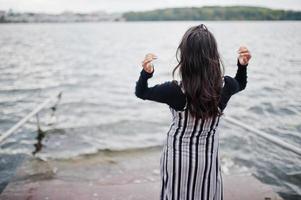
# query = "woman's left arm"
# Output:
<box><xmin>135</xmin><ymin>69</ymin><xmax>186</xmax><ymax>110</ymax></box>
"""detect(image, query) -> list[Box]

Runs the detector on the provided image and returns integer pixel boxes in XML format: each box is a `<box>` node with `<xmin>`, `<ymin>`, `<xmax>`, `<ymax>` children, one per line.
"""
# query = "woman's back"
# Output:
<box><xmin>135</xmin><ymin>24</ymin><xmax>251</xmax><ymax>200</ymax></box>
<box><xmin>135</xmin><ymin>59</ymin><xmax>248</xmax><ymax>200</ymax></box>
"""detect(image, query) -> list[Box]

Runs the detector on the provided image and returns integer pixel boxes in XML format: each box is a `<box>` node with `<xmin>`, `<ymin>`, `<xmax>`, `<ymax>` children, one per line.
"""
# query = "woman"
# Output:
<box><xmin>135</xmin><ymin>24</ymin><xmax>251</xmax><ymax>200</ymax></box>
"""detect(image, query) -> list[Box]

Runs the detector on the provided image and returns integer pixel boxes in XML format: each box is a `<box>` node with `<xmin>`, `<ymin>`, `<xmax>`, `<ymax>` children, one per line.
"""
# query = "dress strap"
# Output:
<box><xmin>178</xmin><ymin>81</ymin><xmax>188</xmax><ymax>110</ymax></box>
<box><xmin>222</xmin><ymin>76</ymin><xmax>225</xmax><ymax>87</ymax></box>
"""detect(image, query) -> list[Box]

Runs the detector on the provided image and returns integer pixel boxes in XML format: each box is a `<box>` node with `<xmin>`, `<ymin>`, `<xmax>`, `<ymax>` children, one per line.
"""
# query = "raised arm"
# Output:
<box><xmin>219</xmin><ymin>46</ymin><xmax>251</xmax><ymax>110</ymax></box>
<box><xmin>224</xmin><ymin>60</ymin><xmax>248</xmax><ymax>96</ymax></box>
<box><xmin>135</xmin><ymin>69</ymin><xmax>186</xmax><ymax>110</ymax></box>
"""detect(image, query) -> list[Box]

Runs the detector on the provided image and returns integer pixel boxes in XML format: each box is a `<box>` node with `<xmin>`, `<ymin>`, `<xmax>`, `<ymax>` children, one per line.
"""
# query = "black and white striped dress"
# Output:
<box><xmin>160</xmin><ymin>107</ymin><xmax>222</xmax><ymax>200</ymax></box>
<box><xmin>135</xmin><ymin>61</ymin><xmax>247</xmax><ymax>200</ymax></box>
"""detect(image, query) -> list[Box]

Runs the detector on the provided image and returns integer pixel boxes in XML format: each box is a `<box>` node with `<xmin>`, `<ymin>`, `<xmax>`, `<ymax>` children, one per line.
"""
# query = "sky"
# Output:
<box><xmin>0</xmin><ymin>0</ymin><xmax>300</xmax><ymax>13</ymax></box>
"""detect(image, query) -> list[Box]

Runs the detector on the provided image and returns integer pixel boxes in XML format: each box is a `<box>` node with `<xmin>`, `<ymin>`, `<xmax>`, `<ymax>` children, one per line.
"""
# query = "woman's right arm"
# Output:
<box><xmin>224</xmin><ymin>60</ymin><xmax>248</xmax><ymax>96</ymax></box>
<box><xmin>224</xmin><ymin>46</ymin><xmax>251</xmax><ymax>95</ymax></box>
<box><xmin>219</xmin><ymin>46</ymin><xmax>251</xmax><ymax>110</ymax></box>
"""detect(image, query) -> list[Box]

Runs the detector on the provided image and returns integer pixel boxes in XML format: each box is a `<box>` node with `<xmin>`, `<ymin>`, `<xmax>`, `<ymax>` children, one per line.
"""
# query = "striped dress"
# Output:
<box><xmin>160</xmin><ymin>105</ymin><xmax>222</xmax><ymax>200</ymax></box>
<box><xmin>135</xmin><ymin>61</ymin><xmax>247</xmax><ymax>200</ymax></box>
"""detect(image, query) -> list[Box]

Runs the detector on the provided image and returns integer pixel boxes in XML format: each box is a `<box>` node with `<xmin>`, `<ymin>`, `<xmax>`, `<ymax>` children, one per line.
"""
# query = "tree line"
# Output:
<box><xmin>123</xmin><ymin>6</ymin><xmax>301</xmax><ymax>21</ymax></box>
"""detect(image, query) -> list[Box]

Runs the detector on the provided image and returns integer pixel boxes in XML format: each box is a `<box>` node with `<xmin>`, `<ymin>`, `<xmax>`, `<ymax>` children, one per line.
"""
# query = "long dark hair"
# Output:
<box><xmin>173</xmin><ymin>24</ymin><xmax>224</xmax><ymax>119</ymax></box>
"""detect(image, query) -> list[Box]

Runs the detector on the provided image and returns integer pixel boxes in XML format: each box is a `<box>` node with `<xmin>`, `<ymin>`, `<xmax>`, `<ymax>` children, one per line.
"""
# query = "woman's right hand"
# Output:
<box><xmin>142</xmin><ymin>53</ymin><xmax>157</xmax><ymax>73</ymax></box>
<box><xmin>238</xmin><ymin>46</ymin><xmax>252</xmax><ymax>66</ymax></box>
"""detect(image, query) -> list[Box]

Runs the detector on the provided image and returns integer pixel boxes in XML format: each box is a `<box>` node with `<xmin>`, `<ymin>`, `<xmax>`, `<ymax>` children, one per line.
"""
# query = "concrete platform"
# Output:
<box><xmin>0</xmin><ymin>148</ymin><xmax>283</xmax><ymax>200</ymax></box>
<box><xmin>0</xmin><ymin>175</ymin><xmax>283</xmax><ymax>200</ymax></box>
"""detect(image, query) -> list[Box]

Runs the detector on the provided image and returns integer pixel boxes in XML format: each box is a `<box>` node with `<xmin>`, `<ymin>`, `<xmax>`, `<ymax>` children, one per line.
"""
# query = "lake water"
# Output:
<box><xmin>0</xmin><ymin>21</ymin><xmax>300</xmax><ymax>199</ymax></box>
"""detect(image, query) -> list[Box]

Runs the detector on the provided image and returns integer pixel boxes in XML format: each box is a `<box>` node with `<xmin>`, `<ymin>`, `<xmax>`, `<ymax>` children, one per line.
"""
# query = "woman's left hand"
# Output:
<box><xmin>142</xmin><ymin>53</ymin><xmax>157</xmax><ymax>73</ymax></box>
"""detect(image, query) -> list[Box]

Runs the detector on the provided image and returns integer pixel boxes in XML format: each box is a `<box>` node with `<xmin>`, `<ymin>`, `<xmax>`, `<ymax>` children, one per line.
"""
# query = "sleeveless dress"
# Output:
<box><xmin>135</xmin><ymin>62</ymin><xmax>247</xmax><ymax>200</ymax></box>
<box><xmin>160</xmin><ymin>101</ymin><xmax>223</xmax><ymax>200</ymax></box>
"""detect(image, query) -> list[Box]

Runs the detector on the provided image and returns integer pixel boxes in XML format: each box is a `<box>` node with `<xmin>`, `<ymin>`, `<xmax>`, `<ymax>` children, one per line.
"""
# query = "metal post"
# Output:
<box><xmin>224</xmin><ymin>116</ymin><xmax>301</xmax><ymax>156</ymax></box>
<box><xmin>0</xmin><ymin>92</ymin><xmax>62</xmax><ymax>144</ymax></box>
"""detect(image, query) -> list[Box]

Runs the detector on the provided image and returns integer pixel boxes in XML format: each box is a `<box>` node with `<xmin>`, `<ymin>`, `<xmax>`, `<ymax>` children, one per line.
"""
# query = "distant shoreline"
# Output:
<box><xmin>123</xmin><ymin>6</ymin><xmax>301</xmax><ymax>21</ymax></box>
<box><xmin>0</xmin><ymin>20</ymin><xmax>300</xmax><ymax>25</ymax></box>
<box><xmin>0</xmin><ymin>6</ymin><xmax>300</xmax><ymax>23</ymax></box>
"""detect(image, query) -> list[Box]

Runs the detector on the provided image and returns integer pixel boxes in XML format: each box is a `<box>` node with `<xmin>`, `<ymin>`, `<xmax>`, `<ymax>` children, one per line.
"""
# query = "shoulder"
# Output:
<box><xmin>223</xmin><ymin>76</ymin><xmax>240</xmax><ymax>95</ymax></box>
<box><xmin>219</xmin><ymin>76</ymin><xmax>240</xmax><ymax>110</ymax></box>
<box><xmin>159</xmin><ymin>80</ymin><xmax>185</xmax><ymax>96</ymax></box>
<box><xmin>162</xmin><ymin>80</ymin><xmax>186</xmax><ymax>111</ymax></box>
<box><xmin>156</xmin><ymin>80</ymin><xmax>180</xmax><ymax>89</ymax></box>
<box><xmin>223</xmin><ymin>75</ymin><xmax>238</xmax><ymax>85</ymax></box>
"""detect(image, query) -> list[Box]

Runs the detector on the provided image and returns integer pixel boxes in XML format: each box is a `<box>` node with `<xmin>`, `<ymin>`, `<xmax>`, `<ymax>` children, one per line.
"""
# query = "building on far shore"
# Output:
<box><xmin>0</xmin><ymin>10</ymin><xmax>5</xmax><ymax>22</ymax></box>
<box><xmin>0</xmin><ymin>10</ymin><xmax>124</xmax><ymax>23</ymax></box>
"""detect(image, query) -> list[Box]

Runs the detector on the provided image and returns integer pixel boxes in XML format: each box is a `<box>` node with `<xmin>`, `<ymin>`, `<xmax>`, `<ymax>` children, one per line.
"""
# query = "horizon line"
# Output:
<box><xmin>1</xmin><ymin>5</ymin><xmax>301</xmax><ymax>15</ymax></box>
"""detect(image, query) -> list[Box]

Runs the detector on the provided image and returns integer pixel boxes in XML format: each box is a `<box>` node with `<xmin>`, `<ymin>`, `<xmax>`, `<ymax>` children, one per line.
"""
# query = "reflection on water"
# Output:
<box><xmin>0</xmin><ymin>21</ymin><xmax>300</xmax><ymax>199</ymax></box>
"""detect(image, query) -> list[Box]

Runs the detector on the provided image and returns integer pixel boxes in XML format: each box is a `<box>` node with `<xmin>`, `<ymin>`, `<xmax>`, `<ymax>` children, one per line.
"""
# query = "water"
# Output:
<box><xmin>0</xmin><ymin>21</ymin><xmax>300</xmax><ymax>199</ymax></box>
